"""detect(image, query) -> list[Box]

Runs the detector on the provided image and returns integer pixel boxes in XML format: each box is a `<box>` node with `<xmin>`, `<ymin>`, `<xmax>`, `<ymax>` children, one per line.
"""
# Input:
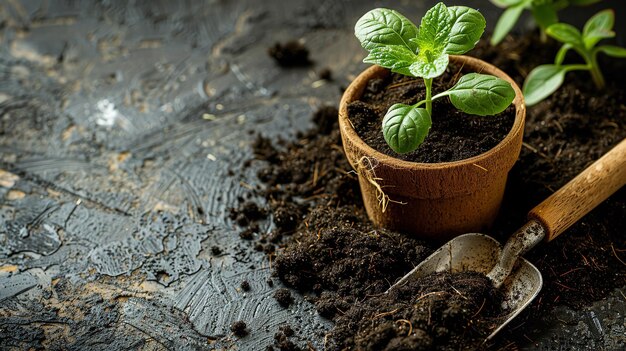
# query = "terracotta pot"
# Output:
<box><xmin>338</xmin><ymin>55</ymin><xmax>525</xmax><ymax>242</ymax></box>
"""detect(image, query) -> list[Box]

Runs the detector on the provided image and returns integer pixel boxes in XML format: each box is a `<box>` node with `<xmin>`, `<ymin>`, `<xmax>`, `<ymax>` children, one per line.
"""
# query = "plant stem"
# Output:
<box><xmin>424</xmin><ymin>78</ymin><xmax>433</xmax><ymax>115</ymax></box>
<box><xmin>539</xmin><ymin>29</ymin><xmax>548</xmax><ymax>43</ymax></box>
<box><xmin>554</xmin><ymin>44</ymin><xmax>571</xmax><ymax>65</ymax></box>
<box><xmin>588</xmin><ymin>53</ymin><xmax>605</xmax><ymax>89</ymax></box>
<box><xmin>572</xmin><ymin>47</ymin><xmax>605</xmax><ymax>89</ymax></box>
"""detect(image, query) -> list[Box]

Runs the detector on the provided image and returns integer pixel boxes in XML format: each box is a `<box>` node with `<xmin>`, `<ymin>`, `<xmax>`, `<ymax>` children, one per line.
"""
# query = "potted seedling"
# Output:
<box><xmin>523</xmin><ymin>9</ymin><xmax>626</xmax><ymax>105</ymax></box>
<box><xmin>339</xmin><ymin>2</ymin><xmax>526</xmax><ymax>240</ymax></box>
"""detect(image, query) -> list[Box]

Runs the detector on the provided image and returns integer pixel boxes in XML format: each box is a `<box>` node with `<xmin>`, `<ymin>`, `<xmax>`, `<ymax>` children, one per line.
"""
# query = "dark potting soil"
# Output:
<box><xmin>347</xmin><ymin>63</ymin><xmax>516</xmax><ymax>163</ymax></box>
<box><xmin>275</xmin><ymin>204</ymin><xmax>432</xmax><ymax>318</ymax></box>
<box><xmin>329</xmin><ymin>271</ymin><xmax>506</xmax><ymax>351</ymax></box>
<box><xmin>268</xmin><ymin>40</ymin><xmax>311</xmax><ymax>67</ymax></box>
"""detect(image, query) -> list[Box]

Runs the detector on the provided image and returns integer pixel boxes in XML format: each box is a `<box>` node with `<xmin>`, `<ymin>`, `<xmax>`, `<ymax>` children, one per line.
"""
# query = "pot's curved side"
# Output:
<box><xmin>339</xmin><ymin>55</ymin><xmax>525</xmax><ymax>241</ymax></box>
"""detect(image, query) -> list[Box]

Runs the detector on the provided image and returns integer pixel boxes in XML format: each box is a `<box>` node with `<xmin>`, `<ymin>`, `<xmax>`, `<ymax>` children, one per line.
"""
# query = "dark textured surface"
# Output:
<box><xmin>0</xmin><ymin>1</ymin><xmax>624</xmax><ymax>350</ymax></box>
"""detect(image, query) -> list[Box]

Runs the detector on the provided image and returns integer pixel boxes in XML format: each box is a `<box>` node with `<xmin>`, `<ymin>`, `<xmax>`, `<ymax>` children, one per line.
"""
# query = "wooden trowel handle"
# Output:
<box><xmin>529</xmin><ymin>138</ymin><xmax>626</xmax><ymax>242</ymax></box>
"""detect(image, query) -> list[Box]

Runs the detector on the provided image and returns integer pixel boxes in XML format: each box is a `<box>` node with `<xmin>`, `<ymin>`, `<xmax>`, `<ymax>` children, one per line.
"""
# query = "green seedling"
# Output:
<box><xmin>355</xmin><ymin>3</ymin><xmax>515</xmax><ymax>154</ymax></box>
<box><xmin>490</xmin><ymin>0</ymin><xmax>601</xmax><ymax>45</ymax></box>
<box><xmin>523</xmin><ymin>9</ymin><xmax>626</xmax><ymax>106</ymax></box>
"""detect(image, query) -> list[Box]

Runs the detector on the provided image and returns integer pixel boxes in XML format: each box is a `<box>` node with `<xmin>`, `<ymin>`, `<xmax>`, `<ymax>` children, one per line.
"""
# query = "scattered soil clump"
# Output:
<box><xmin>229</xmin><ymin>201</ymin><xmax>267</xmax><ymax>226</ymax></box>
<box><xmin>231</xmin><ymin>320</ymin><xmax>248</xmax><ymax>337</ymax></box>
<box><xmin>347</xmin><ymin>63</ymin><xmax>515</xmax><ymax>163</ymax></box>
<box><xmin>268</xmin><ymin>40</ymin><xmax>311</xmax><ymax>67</ymax></box>
<box><xmin>273</xmin><ymin>288</ymin><xmax>294</xmax><ymax>308</ymax></box>
<box><xmin>270</xmin><ymin>325</ymin><xmax>301</xmax><ymax>351</ymax></box>
<box><xmin>318</xmin><ymin>67</ymin><xmax>332</xmax><ymax>81</ymax></box>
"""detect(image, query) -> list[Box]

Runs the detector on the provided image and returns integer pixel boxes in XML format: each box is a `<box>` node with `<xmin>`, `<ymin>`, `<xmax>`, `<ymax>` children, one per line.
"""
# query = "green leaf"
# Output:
<box><xmin>406</xmin><ymin>3</ymin><xmax>454</xmax><ymax>79</ymax></box>
<box><xmin>546</xmin><ymin>23</ymin><xmax>583</xmax><ymax>46</ymax></box>
<box><xmin>569</xmin><ymin>0</ymin><xmax>602</xmax><ymax>6</ymax></box>
<box><xmin>596</xmin><ymin>45</ymin><xmax>626</xmax><ymax>58</ymax></box>
<box><xmin>489</xmin><ymin>0</ymin><xmax>524</xmax><ymax>7</ymax></box>
<box><xmin>531</xmin><ymin>2</ymin><xmax>558</xmax><ymax>31</ymax></box>
<box><xmin>554</xmin><ymin>43</ymin><xmax>572</xmax><ymax>65</ymax></box>
<box><xmin>409</xmin><ymin>53</ymin><xmax>449</xmax><ymax>79</ymax></box>
<box><xmin>444</xmin><ymin>73</ymin><xmax>515</xmax><ymax>116</ymax></box>
<box><xmin>415</xmin><ymin>2</ymin><xmax>452</xmax><ymax>57</ymax></box>
<box><xmin>553</xmin><ymin>0</ymin><xmax>570</xmax><ymax>10</ymax></box>
<box><xmin>491</xmin><ymin>3</ymin><xmax>525</xmax><ymax>45</ymax></box>
<box><xmin>523</xmin><ymin>64</ymin><xmax>567</xmax><ymax>106</ymax></box>
<box><xmin>582</xmin><ymin>9</ymin><xmax>615</xmax><ymax>49</ymax></box>
<box><xmin>382</xmin><ymin>104</ymin><xmax>432</xmax><ymax>154</ymax></box>
<box><xmin>363</xmin><ymin>45</ymin><xmax>419</xmax><ymax>76</ymax></box>
<box><xmin>445</xmin><ymin>6</ymin><xmax>486</xmax><ymax>54</ymax></box>
<box><xmin>355</xmin><ymin>8</ymin><xmax>419</xmax><ymax>52</ymax></box>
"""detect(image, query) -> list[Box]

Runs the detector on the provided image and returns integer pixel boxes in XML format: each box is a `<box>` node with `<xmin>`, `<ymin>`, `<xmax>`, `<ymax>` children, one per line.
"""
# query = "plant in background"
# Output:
<box><xmin>523</xmin><ymin>9</ymin><xmax>626</xmax><ymax>106</ymax></box>
<box><xmin>354</xmin><ymin>3</ymin><xmax>515</xmax><ymax>154</ymax></box>
<box><xmin>489</xmin><ymin>0</ymin><xmax>601</xmax><ymax>45</ymax></box>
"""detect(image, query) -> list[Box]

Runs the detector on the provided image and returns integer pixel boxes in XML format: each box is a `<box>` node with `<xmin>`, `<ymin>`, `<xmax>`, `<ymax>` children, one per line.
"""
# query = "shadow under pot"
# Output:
<box><xmin>338</xmin><ymin>55</ymin><xmax>526</xmax><ymax>242</ymax></box>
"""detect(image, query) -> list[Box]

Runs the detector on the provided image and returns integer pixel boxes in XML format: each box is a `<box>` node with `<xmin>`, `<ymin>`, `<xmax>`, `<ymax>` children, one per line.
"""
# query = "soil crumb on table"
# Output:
<box><xmin>268</xmin><ymin>325</ymin><xmax>300</xmax><ymax>351</ymax></box>
<box><xmin>240</xmin><ymin>280</ymin><xmax>251</xmax><ymax>291</ymax></box>
<box><xmin>273</xmin><ymin>288</ymin><xmax>294</xmax><ymax>308</ymax></box>
<box><xmin>210</xmin><ymin>245</ymin><xmax>222</xmax><ymax>255</ymax></box>
<box><xmin>318</xmin><ymin>67</ymin><xmax>332</xmax><ymax>81</ymax></box>
<box><xmin>229</xmin><ymin>201</ymin><xmax>267</xmax><ymax>226</ymax></box>
<box><xmin>231</xmin><ymin>320</ymin><xmax>249</xmax><ymax>337</ymax></box>
<box><xmin>268</xmin><ymin>40</ymin><xmax>311</xmax><ymax>67</ymax></box>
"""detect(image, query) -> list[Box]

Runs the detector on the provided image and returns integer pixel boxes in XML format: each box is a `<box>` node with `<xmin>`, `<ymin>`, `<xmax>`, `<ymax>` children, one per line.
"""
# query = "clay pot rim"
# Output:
<box><xmin>338</xmin><ymin>55</ymin><xmax>526</xmax><ymax>170</ymax></box>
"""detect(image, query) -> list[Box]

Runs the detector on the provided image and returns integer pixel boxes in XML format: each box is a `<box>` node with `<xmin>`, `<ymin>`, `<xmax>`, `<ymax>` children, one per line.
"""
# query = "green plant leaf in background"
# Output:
<box><xmin>439</xmin><ymin>73</ymin><xmax>515</xmax><ymax>116</ymax></box>
<box><xmin>490</xmin><ymin>0</ymin><xmax>604</xmax><ymax>46</ymax></box>
<box><xmin>489</xmin><ymin>0</ymin><xmax>525</xmax><ymax>8</ymax></box>
<box><xmin>596</xmin><ymin>45</ymin><xmax>626</xmax><ymax>58</ymax></box>
<box><xmin>445</xmin><ymin>6</ymin><xmax>486</xmax><ymax>54</ymax></box>
<box><xmin>523</xmin><ymin>64</ymin><xmax>567</xmax><ymax>106</ymax></box>
<box><xmin>568</xmin><ymin>0</ymin><xmax>602</xmax><ymax>6</ymax></box>
<box><xmin>546</xmin><ymin>23</ymin><xmax>583</xmax><ymax>46</ymax></box>
<box><xmin>582</xmin><ymin>9</ymin><xmax>615</xmax><ymax>49</ymax></box>
<box><xmin>382</xmin><ymin>104</ymin><xmax>432</xmax><ymax>154</ymax></box>
<box><xmin>532</xmin><ymin>1</ymin><xmax>559</xmax><ymax>31</ymax></box>
<box><xmin>355</xmin><ymin>8</ymin><xmax>419</xmax><ymax>52</ymax></box>
<box><xmin>364</xmin><ymin>45</ymin><xmax>419</xmax><ymax>76</ymax></box>
<box><xmin>490</xmin><ymin>1</ymin><xmax>527</xmax><ymax>45</ymax></box>
<box><xmin>554</xmin><ymin>43</ymin><xmax>573</xmax><ymax>65</ymax></box>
